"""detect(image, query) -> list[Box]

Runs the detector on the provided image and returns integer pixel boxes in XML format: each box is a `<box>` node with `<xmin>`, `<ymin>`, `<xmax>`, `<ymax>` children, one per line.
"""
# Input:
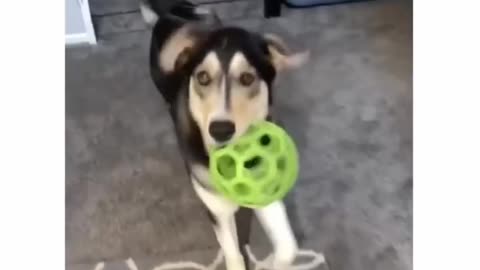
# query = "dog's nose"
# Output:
<box><xmin>209</xmin><ymin>120</ymin><xmax>235</xmax><ymax>142</ymax></box>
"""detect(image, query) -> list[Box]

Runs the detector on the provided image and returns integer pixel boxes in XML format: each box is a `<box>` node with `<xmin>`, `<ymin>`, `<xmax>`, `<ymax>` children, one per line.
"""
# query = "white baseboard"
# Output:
<box><xmin>65</xmin><ymin>33</ymin><xmax>91</xmax><ymax>45</ymax></box>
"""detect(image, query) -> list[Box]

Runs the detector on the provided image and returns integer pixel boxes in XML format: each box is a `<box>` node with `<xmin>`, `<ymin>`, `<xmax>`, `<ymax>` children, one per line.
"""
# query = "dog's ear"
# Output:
<box><xmin>174</xmin><ymin>46</ymin><xmax>193</xmax><ymax>71</ymax></box>
<box><xmin>158</xmin><ymin>9</ymin><xmax>221</xmax><ymax>73</ymax></box>
<box><xmin>158</xmin><ymin>24</ymin><xmax>207</xmax><ymax>73</ymax></box>
<box><xmin>263</xmin><ymin>33</ymin><xmax>309</xmax><ymax>71</ymax></box>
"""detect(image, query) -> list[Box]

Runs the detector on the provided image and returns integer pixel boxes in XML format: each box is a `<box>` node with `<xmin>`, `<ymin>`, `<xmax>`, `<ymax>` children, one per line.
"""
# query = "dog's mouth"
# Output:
<box><xmin>205</xmin><ymin>119</ymin><xmax>267</xmax><ymax>152</ymax></box>
<box><xmin>203</xmin><ymin>124</ymin><xmax>244</xmax><ymax>152</ymax></box>
<box><xmin>205</xmin><ymin>134</ymin><xmax>236</xmax><ymax>152</ymax></box>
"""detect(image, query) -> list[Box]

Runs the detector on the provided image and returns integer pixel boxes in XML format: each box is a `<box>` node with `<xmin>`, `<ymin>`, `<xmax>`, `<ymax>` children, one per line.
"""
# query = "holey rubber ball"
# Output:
<box><xmin>209</xmin><ymin>121</ymin><xmax>299</xmax><ymax>208</ymax></box>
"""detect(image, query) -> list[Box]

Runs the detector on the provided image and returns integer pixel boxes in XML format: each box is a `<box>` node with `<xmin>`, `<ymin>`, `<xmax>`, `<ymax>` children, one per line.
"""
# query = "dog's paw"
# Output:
<box><xmin>225</xmin><ymin>257</ymin><xmax>246</xmax><ymax>270</ymax></box>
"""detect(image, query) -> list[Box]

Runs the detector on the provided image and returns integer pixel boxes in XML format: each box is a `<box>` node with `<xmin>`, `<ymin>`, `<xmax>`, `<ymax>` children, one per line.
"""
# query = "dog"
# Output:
<box><xmin>141</xmin><ymin>1</ymin><xmax>308</xmax><ymax>269</ymax></box>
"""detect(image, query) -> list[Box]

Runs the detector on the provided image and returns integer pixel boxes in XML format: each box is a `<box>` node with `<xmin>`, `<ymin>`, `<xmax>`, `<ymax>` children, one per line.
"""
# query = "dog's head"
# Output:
<box><xmin>157</xmin><ymin>25</ymin><xmax>308</xmax><ymax>150</ymax></box>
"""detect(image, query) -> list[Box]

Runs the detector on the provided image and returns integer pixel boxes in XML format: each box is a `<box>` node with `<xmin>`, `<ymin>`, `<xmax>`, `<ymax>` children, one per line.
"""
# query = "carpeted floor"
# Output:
<box><xmin>66</xmin><ymin>0</ymin><xmax>412</xmax><ymax>269</ymax></box>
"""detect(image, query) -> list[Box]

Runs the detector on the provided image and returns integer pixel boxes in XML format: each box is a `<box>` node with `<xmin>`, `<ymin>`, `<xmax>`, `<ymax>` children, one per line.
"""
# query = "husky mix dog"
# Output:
<box><xmin>140</xmin><ymin>1</ymin><xmax>308</xmax><ymax>269</ymax></box>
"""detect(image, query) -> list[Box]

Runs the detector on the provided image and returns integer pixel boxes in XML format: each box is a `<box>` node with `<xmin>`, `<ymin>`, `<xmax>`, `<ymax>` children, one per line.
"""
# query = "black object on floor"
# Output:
<box><xmin>265</xmin><ymin>0</ymin><xmax>374</xmax><ymax>18</ymax></box>
<box><xmin>284</xmin><ymin>0</ymin><xmax>373</xmax><ymax>8</ymax></box>
<box><xmin>265</xmin><ymin>0</ymin><xmax>282</xmax><ymax>18</ymax></box>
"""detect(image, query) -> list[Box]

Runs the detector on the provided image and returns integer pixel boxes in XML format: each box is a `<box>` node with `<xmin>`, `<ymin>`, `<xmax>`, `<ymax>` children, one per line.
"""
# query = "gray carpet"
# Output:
<box><xmin>66</xmin><ymin>0</ymin><xmax>412</xmax><ymax>269</ymax></box>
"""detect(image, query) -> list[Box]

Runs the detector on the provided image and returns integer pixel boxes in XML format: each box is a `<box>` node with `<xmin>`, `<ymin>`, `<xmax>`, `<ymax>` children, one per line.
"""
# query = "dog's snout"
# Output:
<box><xmin>209</xmin><ymin>120</ymin><xmax>235</xmax><ymax>142</ymax></box>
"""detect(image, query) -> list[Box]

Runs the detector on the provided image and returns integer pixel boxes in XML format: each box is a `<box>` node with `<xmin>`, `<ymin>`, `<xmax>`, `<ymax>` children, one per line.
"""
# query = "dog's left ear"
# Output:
<box><xmin>264</xmin><ymin>34</ymin><xmax>309</xmax><ymax>71</ymax></box>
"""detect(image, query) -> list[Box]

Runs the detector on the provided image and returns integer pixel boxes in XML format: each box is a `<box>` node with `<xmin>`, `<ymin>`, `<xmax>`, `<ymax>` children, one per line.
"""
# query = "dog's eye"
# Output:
<box><xmin>239</xmin><ymin>72</ymin><xmax>255</xmax><ymax>86</ymax></box>
<box><xmin>196</xmin><ymin>71</ymin><xmax>211</xmax><ymax>86</ymax></box>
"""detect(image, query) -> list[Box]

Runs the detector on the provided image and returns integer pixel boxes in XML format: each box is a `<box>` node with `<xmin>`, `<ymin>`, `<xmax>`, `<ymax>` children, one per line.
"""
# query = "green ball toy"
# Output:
<box><xmin>209</xmin><ymin>121</ymin><xmax>299</xmax><ymax>208</ymax></box>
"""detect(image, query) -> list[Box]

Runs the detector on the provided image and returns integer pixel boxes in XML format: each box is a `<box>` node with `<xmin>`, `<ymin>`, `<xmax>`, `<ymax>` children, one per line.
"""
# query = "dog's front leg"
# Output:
<box><xmin>192</xmin><ymin>180</ymin><xmax>246</xmax><ymax>270</ymax></box>
<box><xmin>255</xmin><ymin>200</ymin><xmax>298</xmax><ymax>270</ymax></box>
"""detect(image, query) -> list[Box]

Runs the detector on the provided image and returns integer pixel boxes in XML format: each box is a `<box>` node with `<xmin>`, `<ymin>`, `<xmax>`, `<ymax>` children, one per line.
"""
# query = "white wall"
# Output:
<box><xmin>66</xmin><ymin>0</ymin><xmax>86</xmax><ymax>35</ymax></box>
<box><xmin>65</xmin><ymin>0</ymin><xmax>96</xmax><ymax>45</ymax></box>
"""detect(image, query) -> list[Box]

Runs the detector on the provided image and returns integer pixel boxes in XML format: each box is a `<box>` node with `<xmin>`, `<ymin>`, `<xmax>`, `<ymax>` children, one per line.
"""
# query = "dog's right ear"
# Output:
<box><xmin>150</xmin><ymin>22</ymin><xmax>209</xmax><ymax>104</ymax></box>
<box><xmin>174</xmin><ymin>47</ymin><xmax>192</xmax><ymax>71</ymax></box>
<box><xmin>158</xmin><ymin>24</ymin><xmax>204</xmax><ymax>73</ymax></box>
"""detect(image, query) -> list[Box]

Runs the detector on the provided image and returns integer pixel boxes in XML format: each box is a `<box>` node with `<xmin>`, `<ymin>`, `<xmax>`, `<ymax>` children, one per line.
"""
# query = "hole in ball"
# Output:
<box><xmin>259</xmin><ymin>134</ymin><xmax>271</xmax><ymax>146</ymax></box>
<box><xmin>234</xmin><ymin>183</ymin><xmax>250</xmax><ymax>196</ymax></box>
<box><xmin>244</xmin><ymin>156</ymin><xmax>262</xmax><ymax>169</ymax></box>
<box><xmin>259</xmin><ymin>134</ymin><xmax>281</xmax><ymax>153</ymax></box>
<box><xmin>216</xmin><ymin>155</ymin><xmax>236</xmax><ymax>180</ymax></box>
<box><xmin>276</xmin><ymin>157</ymin><xmax>286</xmax><ymax>171</ymax></box>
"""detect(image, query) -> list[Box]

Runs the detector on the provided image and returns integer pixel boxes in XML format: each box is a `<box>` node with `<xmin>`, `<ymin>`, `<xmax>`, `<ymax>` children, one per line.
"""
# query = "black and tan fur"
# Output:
<box><xmin>142</xmin><ymin>1</ymin><xmax>308</xmax><ymax>269</ymax></box>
